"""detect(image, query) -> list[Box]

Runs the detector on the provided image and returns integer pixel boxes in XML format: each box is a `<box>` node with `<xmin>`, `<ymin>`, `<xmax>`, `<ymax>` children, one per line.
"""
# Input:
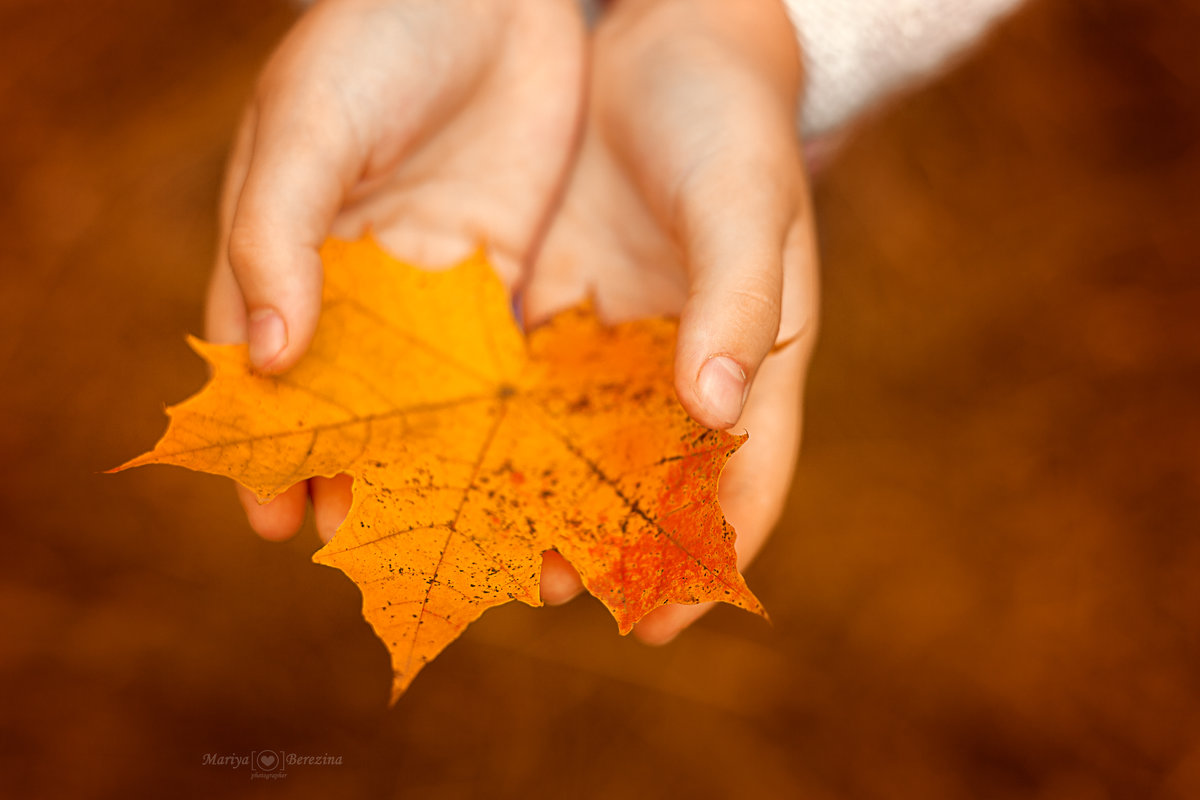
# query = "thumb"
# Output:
<box><xmin>223</xmin><ymin>89</ymin><xmax>360</xmax><ymax>374</ymax></box>
<box><xmin>672</xmin><ymin>155</ymin><xmax>800</xmax><ymax>430</ymax></box>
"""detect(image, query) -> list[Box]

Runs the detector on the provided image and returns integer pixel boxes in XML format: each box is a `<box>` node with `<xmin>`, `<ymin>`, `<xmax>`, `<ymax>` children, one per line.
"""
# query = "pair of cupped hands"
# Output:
<box><xmin>206</xmin><ymin>0</ymin><xmax>818</xmax><ymax>644</ymax></box>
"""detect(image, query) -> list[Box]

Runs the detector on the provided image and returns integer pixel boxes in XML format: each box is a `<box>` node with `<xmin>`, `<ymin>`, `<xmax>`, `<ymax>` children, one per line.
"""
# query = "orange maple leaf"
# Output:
<box><xmin>116</xmin><ymin>236</ymin><xmax>764</xmax><ymax>700</ymax></box>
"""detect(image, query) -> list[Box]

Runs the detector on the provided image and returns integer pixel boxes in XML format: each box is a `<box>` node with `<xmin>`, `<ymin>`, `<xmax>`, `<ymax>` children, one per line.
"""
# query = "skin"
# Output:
<box><xmin>206</xmin><ymin>0</ymin><xmax>818</xmax><ymax>645</ymax></box>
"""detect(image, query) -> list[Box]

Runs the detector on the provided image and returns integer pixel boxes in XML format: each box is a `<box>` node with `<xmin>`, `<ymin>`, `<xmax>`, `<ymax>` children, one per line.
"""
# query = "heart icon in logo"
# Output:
<box><xmin>256</xmin><ymin>751</ymin><xmax>279</xmax><ymax>771</ymax></box>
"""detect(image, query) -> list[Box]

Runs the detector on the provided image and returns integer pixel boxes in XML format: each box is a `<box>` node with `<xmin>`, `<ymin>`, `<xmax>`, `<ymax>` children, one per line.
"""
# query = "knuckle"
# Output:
<box><xmin>226</xmin><ymin>223</ymin><xmax>270</xmax><ymax>276</ymax></box>
<box><xmin>728</xmin><ymin>280</ymin><xmax>783</xmax><ymax>327</ymax></box>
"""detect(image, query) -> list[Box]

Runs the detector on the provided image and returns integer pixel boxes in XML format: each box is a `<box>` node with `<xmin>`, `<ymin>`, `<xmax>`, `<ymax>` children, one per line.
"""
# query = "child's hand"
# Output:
<box><xmin>205</xmin><ymin>0</ymin><xmax>586</xmax><ymax>541</ymax></box>
<box><xmin>526</xmin><ymin>0</ymin><xmax>819</xmax><ymax>642</ymax></box>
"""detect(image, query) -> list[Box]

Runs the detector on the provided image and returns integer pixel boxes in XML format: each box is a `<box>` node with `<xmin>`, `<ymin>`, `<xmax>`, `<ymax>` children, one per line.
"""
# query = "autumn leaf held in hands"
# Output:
<box><xmin>116</xmin><ymin>237</ymin><xmax>763</xmax><ymax>700</ymax></box>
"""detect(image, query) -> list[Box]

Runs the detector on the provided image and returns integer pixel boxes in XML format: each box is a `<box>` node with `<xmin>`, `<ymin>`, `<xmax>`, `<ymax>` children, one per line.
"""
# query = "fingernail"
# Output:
<box><xmin>248</xmin><ymin>308</ymin><xmax>287</xmax><ymax>370</ymax></box>
<box><xmin>697</xmin><ymin>355</ymin><xmax>748</xmax><ymax>428</ymax></box>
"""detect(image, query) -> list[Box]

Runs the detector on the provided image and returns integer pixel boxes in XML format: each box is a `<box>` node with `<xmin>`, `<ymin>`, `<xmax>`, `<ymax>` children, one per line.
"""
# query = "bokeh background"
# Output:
<box><xmin>3</xmin><ymin>0</ymin><xmax>1199</xmax><ymax>797</ymax></box>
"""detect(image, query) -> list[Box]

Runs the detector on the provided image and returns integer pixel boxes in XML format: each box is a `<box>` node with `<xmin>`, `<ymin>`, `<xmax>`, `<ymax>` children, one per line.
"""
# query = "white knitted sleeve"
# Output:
<box><xmin>782</xmin><ymin>0</ymin><xmax>1024</xmax><ymax>137</ymax></box>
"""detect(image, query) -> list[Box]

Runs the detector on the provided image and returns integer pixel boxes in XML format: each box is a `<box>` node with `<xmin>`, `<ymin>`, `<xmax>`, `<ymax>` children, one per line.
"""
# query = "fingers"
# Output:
<box><xmin>211</xmin><ymin>71</ymin><xmax>357</xmax><ymax>540</ymax></box>
<box><xmin>634</xmin><ymin>602</ymin><xmax>714</xmax><ymax>645</ymax></box>
<box><xmin>311</xmin><ymin>474</ymin><xmax>354</xmax><ymax>543</ymax></box>
<box><xmin>639</xmin><ymin>215</ymin><xmax>819</xmax><ymax>644</ymax></box>
<box><xmin>210</xmin><ymin>1</ymin><xmax>402</xmax><ymax>370</ymax></box>
<box><xmin>540</xmin><ymin>550</ymin><xmax>584</xmax><ymax>605</ymax></box>
<box><xmin>212</xmin><ymin>90</ymin><xmax>351</xmax><ymax>539</ymax></box>
<box><xmin>237</xmin><ymin>482</ymin><xmax>309</xmax><ymax>542</ymax></box>
<box><xmin>224</xmin><ymin>86</ymin><xmax>359</xmax><ymax>373</ymax></box>
<box><xmin>205</xmin><ymin>93</ymin><xmax>342</xmax><ymax>371</ymax></box>
<box><xmin>591</xmin><ymin>8</ymin><xmax>805</xmax><ymax>431</ymax></box>
<box><xmin>671</xmin><ymin>145</ymin><xmax>801</xmax><ymax>430</ymax></box>
<box><xmin>234</xmin><ymin>473</ymin><xmax>355</xmax><ymax>544</ymax></box>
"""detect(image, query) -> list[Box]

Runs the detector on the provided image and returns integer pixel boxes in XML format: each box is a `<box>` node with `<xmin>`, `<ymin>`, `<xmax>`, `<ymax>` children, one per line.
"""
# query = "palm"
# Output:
<box><xmin>321</xmin><ymin>1</ymin><xmax>587</xmax><ymax>287</ymax></box>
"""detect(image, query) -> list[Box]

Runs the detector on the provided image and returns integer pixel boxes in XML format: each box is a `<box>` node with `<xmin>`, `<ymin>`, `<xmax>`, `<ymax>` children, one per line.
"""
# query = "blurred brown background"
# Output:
<box><xmin>3</xmin><ymin>0</ymin><xmax>1199</xmax><ymax>797</ymax></box>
